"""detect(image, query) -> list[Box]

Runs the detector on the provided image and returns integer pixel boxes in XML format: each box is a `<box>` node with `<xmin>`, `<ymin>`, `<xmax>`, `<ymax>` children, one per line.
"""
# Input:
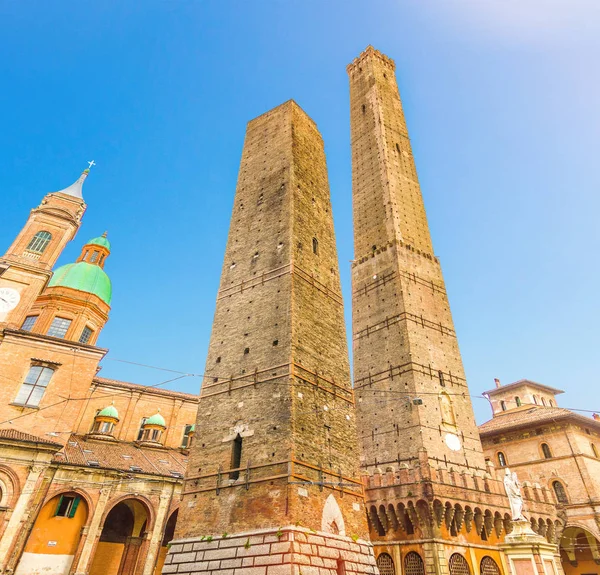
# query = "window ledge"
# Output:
<box><xmin>9</xmin><ymin>403</ymin><xmax>40</xmax><ymax>410</ymax></box>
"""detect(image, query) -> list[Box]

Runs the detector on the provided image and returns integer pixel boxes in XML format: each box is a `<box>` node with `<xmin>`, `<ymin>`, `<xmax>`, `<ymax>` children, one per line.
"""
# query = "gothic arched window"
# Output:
<box><xmin>26</xmin><ymin>231</ymin><xmax>52</xmax><ymax>254</ymax></box>
<box><xmin>553</xmin><ymin>481</ymin><xmax>568</xmax><ymax>504</ymax></box>
<box><xmin>377</xmin><ymin>553</ymin><xmax>395</xmax><ymax>575</ymax></box>
<box><xmin>497</xmin><ymin>452</ymin><xmax>507</xmax><ymax>467</ymax></box>
<box><xmin>449</xmin><ymin>553</ymin><xmax>471</xmax><ymax>575</ymax></box>
<box><xmin>541</xmin><ymin>443</ymin><xmax>552</xmax><ymax>459</ymax></box>
<box><xmin>404</xmin><ymin>552</ymin><xmax>425</xmax><ymax>575</ymax></box>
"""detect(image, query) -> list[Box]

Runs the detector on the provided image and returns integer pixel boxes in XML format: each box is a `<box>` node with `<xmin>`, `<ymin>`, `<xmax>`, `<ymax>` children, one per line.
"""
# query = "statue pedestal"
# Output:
<box><xmin>500</xmin><ymin>520</ymin><xmax>563</xmax><ymax>575</ymax></box>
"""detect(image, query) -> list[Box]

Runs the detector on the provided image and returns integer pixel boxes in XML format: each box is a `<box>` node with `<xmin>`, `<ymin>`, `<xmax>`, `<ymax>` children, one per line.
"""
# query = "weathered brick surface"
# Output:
<box><xmin>347</xmin><ymin>45</ymin><xmax>559</xmax><ymax>571</ymax></box>
<box><xmin>167</xmin><ymin>101</ymin><xmax>374</xmax><ymax>571</ymax></box>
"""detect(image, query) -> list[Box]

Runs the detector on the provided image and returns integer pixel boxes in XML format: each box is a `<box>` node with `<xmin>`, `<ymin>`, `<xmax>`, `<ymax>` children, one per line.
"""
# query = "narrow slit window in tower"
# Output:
<box><xmin>230</xmin><ymin>434</ymin><xmax>243</xmax><ymax>480</ymax></box>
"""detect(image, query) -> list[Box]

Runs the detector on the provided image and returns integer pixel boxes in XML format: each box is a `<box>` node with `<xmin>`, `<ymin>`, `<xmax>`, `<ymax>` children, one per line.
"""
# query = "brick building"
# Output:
<box><xmin>165</xmin><ymin>100</ymin><xmax>378</xmax><ymax>575</ymax></box>
<box><xmin>480</xmin><ymin>379</ymin><xmax>600</xmax><ymax>575</ymax></box>
<box><xmin>0</xmin><ymin>170</ymin><xmax>199</xmax><ymax>575</ymax></box>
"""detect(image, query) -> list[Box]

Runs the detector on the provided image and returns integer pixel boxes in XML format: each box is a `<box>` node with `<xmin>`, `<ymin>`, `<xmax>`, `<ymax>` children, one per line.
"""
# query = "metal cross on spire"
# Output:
<box><xmin>87</xmin><ymin>160</ymin><xmax>96</xmax><ymax>169</ymax></box>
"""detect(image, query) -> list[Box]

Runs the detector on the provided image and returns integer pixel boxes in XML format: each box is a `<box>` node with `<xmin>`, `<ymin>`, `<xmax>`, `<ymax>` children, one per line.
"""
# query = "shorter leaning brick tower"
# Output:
<box><xmin>165</xmin><ymin>101</ymin><xmax>377</xmax><ymax>574</ymax></box>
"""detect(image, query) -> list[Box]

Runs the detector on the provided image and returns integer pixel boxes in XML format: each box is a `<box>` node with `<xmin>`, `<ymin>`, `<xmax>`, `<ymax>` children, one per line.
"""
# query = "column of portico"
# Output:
<box><xmin>0</xmin><ymin>464</ymin><xmax>47</xmax><ymax>573</ymax></box>
<box><xmin>72</xmin><ymin>486</ymin><xmax>112</xmax><ymax>575</ymax></box>
<box><xmin>141</xmin><ymin>484</ymin><xmax>175</xmax><ymax>575</ymax></box>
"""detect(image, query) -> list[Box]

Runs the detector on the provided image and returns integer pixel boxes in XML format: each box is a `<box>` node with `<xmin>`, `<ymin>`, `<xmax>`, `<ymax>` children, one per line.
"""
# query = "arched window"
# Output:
<box><xmin>533</xmin><ymin>395</ymin><xmax>539</xmax><ymax>405</ymax></box>
<box><xmin>26</xmin><ymin>231</ymin><xmax>52</xmax><ymax>254</ymax></box>
<box><xmin>515</xmin><ymin>396</ymin><xmax>522</xmax><ymax>407</ymax></box>
<box><xmin>500</xmin><ymin>401</ymin><xmax>507</xmax><ymax>412</ymax></box>
<box><xmin>312</xmin><ymin>237</ymin><xmax>319</xmax><ymax>255</ymax></box>
<box><xmin>377</xmin><ymin>553</ymin><xmax>395</xmax><ymax>575</ymax></box>
<box><xmin>404</xmin><ymin>552</ymin><xmax>425</xmax><ymax>575</ymax></box>
<box><xmin>549</xmin><ymin>400</ymin><xmax>554</xmax><ymax>406</ymax></box>
<box><xmin>552</xmin><ymin>481</ymin><xmax>568</xmax><ymax>504</ymax></box>
<box><xmin>541</xmin><ymin>397</ymin><xmax>547</xmax><ymax>406</ymax></box>
<box><xmin>449</xmin><ymin>553</ymin><xmax>471</xmax><ymax>575</ymax></box>
<box><xmin>541</xmin><ymin>443</ymin><xmax>552</xmax><ymax>459</ymax></box>
<box><xmin>592</xmin><ymin>443</ymin><xmax>599</xmax><ymax>458</ymax></box>
<box><xmin>480</xmin><ymin>556</ymin><xmax>501</xmax><ymax>575</ymax></box>
<box><xmin>497</xmin><ymin>452</ymin><xmax>507</xmax><ymax>467</ymax></box>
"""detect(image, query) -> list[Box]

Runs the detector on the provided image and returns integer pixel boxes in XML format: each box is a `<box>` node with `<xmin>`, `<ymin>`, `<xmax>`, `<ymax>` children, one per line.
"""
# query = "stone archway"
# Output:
<box><xmin>89</xmin><ymin>498</ymin><xmax>150</xmax><ymax>575</ymax></box>
<box><xmin>15</xmin><ymin>491</ymin><xmax>89</xmax><ymax>575</ymax></box>
<box><xmin>560</xmin><ymin>525</ymin><xmax>600</xmax><ymax>575</ymax></box>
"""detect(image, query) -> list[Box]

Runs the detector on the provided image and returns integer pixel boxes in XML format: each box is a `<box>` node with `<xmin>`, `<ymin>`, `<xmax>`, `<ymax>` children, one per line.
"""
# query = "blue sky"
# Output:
<box><xmin>1</xmin><ymin>0</ymin><xmax>598</xmax><ymax>424</ymax></box>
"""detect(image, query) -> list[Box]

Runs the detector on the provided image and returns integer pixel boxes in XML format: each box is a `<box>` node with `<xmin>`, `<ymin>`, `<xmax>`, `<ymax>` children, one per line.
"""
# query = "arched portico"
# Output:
<box><xmin>88</xmin><ymin>497</ymin><xmax>152</xmax><ymax>575</ymax></box>
<box><xmin>560</xmin><ymin>525</ymin><xmax>600</xmax><ymax>575</ymax></box>
<box><xmin>153</xmin><ymin>508</ymin><xmax>178</xmax><ymax>575</ymax></box>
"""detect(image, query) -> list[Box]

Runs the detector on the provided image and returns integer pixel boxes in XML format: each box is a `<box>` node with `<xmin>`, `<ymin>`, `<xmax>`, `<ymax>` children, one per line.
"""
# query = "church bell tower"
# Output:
<box><xmin>0</xmin><ymin>169</ymin><xmax>88</xmax><ymax>328</ymax></box>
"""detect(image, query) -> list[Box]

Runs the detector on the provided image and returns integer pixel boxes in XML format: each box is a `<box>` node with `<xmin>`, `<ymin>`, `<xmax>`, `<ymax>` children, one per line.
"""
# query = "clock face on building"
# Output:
<box><xmin>0</xmin><ymin>287</ymin><xmax>20</xmax><ymax>312</ymax></box>
<box><xmin>445</xmin><ymin>432</ymin><xmax>462</xmax><ymax>452</ymax></box>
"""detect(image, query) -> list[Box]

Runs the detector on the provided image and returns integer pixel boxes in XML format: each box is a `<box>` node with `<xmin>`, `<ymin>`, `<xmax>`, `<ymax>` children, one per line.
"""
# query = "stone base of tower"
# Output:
<box><xmin>163</xmin><ymin>526</ymin><xmax>378</xmax><ymax>575</ymax></box>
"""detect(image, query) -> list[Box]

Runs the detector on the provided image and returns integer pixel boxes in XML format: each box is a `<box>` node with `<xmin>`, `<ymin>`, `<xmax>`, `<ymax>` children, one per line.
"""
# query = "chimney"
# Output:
<box><xmin>494</xmin><ymin>378</ymin><xmax>501</xmax><ymax>389</ymax></box>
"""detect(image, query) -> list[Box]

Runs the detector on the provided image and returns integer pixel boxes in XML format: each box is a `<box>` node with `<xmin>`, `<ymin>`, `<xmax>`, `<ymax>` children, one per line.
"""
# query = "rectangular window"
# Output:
<box><xmin>90</xmin><ymin>251</ymin><xmax>99</xmax><ymax>263</ymax></box>
<box><xmin>47</xmin><ymin>317</ymin><xmax>72</xmax><ymax>338</ymax></box>
<box><xmin>79</xmin><ymin>326</ymin><xmax>93</xmax><ymax>344</ymax></box>
<box><xmin>54</xmin><ymin>495</ymin><xmax>81</xmax><ymax>518</ymax></box>
<box><xmin>181</xmin><ymin>424</ymin><xmax>194</xmax><ymax>448</ymax></box>
<box><xmin>230</xmin><ymin>434</ymin><xmax>243</xmax><ymax>480</ymax></box>
<box><xmin>14</xmin><ymin>366</ymin><xmax>54</xmax><ymax>407</ymax></box>
<box><xmin>137</xmin><ymin>418</ymin><xmax>147</xmax><ymax>441</ymax></box>
<box><xmin>21</xmin><ymin>316</ymin><xmax>38</xmax><ymax>331</ymax></box>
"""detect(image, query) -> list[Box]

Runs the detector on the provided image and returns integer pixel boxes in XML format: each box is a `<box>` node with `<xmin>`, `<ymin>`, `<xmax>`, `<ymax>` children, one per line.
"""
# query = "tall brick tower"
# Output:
<box><xmin>166</xmin><ymin>101</ymin><xmax>377</xmax><ymax>575</ymax></box>
<box><xmin>347</xmin><ymin>47</ymin><xmax>533</xmax><ymax>575</ymax></box>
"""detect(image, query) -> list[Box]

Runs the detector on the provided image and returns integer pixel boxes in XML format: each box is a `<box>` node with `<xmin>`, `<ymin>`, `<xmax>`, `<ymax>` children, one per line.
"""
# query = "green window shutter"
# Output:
<box><xmin>68</xmin><ymin>496</ymin><xmax>81</xmax><ymax>518</ymax></box>
<box><xmin>55</xmin><ymin>495</ymin><xmax>64</xmax><ymax>517</ymax></box>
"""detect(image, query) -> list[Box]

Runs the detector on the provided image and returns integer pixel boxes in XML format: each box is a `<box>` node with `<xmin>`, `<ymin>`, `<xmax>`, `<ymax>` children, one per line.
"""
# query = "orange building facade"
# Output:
<box><xmin>0</xmin><ymin>171</ymin><xmax>199</xmax><ymax>575</ymax></box>
<box><xmin>480</xmin><ymin>379</ymin><xmax>600</xmax><ymax>575</ymax></box>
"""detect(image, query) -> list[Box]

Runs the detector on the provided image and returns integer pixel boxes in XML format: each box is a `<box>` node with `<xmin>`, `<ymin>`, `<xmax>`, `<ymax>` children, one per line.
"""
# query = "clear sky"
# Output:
<box><xmin>1</xmin><ymin>0</ymin><xmax>598</xmax><ymax>424</ymax></box>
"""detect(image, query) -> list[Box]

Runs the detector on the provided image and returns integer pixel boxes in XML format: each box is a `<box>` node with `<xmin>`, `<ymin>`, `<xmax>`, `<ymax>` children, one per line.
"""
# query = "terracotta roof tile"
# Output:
<box><xmin>479</xmin><ymin>406</ymin><xmax>600</xmax><ymax>436</ymax></box>
<box><xmin>54</xmin><ymin>434</ymin><xmax>188</xmax><ymax>478</ymax></box>
<box><xmin>0</xmin><ymin>428</ymin><xmax>62</xmax><ymax>449</ymax></box>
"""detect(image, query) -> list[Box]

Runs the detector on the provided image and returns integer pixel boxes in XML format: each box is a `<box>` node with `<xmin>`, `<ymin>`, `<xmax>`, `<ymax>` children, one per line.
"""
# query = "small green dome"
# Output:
<box><xmin>145</xmin><ymin>412</ymin><xmax>166</xmax><ymax>428</ymax></box>
<box><xmin>87</xmin><ymin>235</ymin><xmax>111</xmax><ymax>250</ymax></box>
<box><xmin>49</xmin><ymin>262</ymin><xmax>112</xmax><ymax>305</ymax></box>
<box><xmin>97</xmin><ymin>404</ymin><xmax>119</xmax><ymax>420</ymax></box>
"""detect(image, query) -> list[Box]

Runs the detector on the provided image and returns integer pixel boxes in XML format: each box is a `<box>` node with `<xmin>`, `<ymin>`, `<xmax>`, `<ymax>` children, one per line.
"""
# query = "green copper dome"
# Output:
<box><xmin>97</xmin><ymin>404</ymin><xmax>119</xmax><ymax>420</ymax></box>
<box><xmin>49</xmin><ymin>262</ymin><xmax>112</xmax><ymax>305</ymax></box>
<box><xmin>87</xmin><ymin>234</ymin><xmax>111</xmax><ymax>250</ymax></box>
<box><xmin>144</xmin><ymin>412</ymin><xmax>166</xmax><ymax>428</ymax></box>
